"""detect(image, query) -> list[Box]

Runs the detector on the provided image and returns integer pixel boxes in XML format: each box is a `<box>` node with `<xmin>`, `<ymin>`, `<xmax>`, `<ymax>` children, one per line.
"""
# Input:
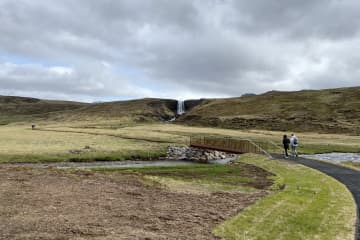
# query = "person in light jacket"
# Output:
<box><xmin>290</xmin><ymin>134</ymin><xmax>299</xmax><ymax>158</ymax></box>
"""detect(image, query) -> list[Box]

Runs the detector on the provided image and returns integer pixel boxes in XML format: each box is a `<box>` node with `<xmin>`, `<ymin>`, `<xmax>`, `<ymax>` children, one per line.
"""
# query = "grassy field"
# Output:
<box><xmin>0</xmin><ymin>122</ymin><xmax>359</xmax><ymax>163</ymax></box>
<box><xmin>44</xmin><ymin>122</ymin><xmax>360</xmax><ymax>154</ymax></box>
<box><xmin>0</xmin><ymin>125</ymin><xmax>167</xmax><ymax>163</ymax></box>
<box><xmin>213</xmin><ymin>154</ymin><xmax>356</xmax><ymax>240</ymax></box>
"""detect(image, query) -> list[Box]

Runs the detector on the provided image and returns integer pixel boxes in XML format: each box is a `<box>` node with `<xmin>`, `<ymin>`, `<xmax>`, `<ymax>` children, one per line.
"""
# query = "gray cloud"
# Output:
<box><xmin>229</xmin><ymin>0</ymin><xmax>360</xmax><ymax>39</ymax></box>
<box><xmin>0</xmin><ymin>62</ymin><xmax>152</xmax><ymax>102</ymax></box>
<box><xmin>0</xmin><ymin>0</ymin><xmax>359</xmax><ymax>101</ymax></box>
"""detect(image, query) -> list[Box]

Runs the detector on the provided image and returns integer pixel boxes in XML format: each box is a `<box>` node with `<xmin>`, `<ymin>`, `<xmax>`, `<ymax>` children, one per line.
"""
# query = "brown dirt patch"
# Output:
<box><xmin>234</xmin><ymin>162</ymin><xmax>275</xmax><ymax>189</ymax></box>
<box><xmin>0</xmin><ymin>167</ymin><xmax>268</xmax><ymax>240</ymax></box>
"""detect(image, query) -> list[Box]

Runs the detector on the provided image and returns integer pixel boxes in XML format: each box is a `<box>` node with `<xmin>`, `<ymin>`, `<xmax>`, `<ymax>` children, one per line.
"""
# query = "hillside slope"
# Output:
<box><xmin>0</xmin><ymin>96</ymin><xmax>87</xmax><ymax>124</ymax></box>
<box><xmin>1</xmin><ymin>87</ymin><xmax>359</xmax><ymax>134</ymax></box>
<box><xmin>178</xmin><ymin>87</ymin><xmax>360</xmax><ymax>134</ymax></box>
<box><xmin>0</xmin><ymin>96</ymin><xmax>177</xmax><ymax>125</ymax></box>
<box><xmin>59</xmin><ymin>98</ymin><xmax>177</xmax><ymax>122</ymax></box>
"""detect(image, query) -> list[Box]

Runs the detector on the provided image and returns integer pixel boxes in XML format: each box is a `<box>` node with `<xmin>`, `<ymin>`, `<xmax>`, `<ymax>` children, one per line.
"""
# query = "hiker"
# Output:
<box><xmin>282</xmin><ymin>135</ymin><xmax>290</xmax><ymax>158</ymax></box>
<box><xmin>290</xmin><ymin>133</ymin><xmax>299</xmax><ymax>157</ymax></box>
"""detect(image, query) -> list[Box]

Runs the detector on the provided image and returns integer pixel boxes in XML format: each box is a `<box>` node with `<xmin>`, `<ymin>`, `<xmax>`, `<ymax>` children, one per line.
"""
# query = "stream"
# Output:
<box><xmin>0</xmin><ymin>157</ymin><xmax>237</xmax><ymax>169</ymax></box>
<box><xmin>301</xmin><ymin>153</ymin><xmax>360</xmax><ymax>163</ymax></box>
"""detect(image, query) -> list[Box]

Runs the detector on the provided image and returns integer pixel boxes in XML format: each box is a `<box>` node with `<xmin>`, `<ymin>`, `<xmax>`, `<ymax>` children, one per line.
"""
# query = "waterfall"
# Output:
<box><xmin>177</xmin><ymin>100</ymin><xmax>185</xmax><ymax>115</ymax></box>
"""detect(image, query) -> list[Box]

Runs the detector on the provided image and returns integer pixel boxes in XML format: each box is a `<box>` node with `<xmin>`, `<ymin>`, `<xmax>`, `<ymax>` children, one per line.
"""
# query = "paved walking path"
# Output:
<box><xmin>271</xmin><ymin>153</ymin><xmax>360</xmax><ymax>240</ymax></box>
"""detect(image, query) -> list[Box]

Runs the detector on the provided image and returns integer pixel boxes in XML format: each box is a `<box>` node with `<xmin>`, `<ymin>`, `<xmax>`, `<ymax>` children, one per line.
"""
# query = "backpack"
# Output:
<box><xmin>293</xmin><ymin>138</ymin><xmax>298</xmax><ymax>145</ymax></box>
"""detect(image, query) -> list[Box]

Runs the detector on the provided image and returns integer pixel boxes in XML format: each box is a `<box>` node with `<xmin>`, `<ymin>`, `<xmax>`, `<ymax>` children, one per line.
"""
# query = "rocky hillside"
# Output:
<box><xmin>178</xmin><ymin>87</ymin><xmax>360</xmax><ymax>134</ymax></box>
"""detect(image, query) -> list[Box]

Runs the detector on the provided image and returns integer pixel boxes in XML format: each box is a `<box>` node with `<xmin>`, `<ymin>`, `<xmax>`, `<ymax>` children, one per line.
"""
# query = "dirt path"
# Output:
<box><xmin>271</xmin><ymin>153</ymin><xmax>360</xmax><ymax>240</ymax></box>
<box><xmin>0</xmin><ymin>167</ymin><xmax>267</xmax><ymax>240</ymax></box>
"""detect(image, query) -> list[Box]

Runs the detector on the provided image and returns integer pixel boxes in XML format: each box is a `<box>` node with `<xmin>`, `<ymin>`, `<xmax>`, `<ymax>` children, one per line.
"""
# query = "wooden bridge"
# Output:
<box><xmin>189</xmin><ymin>136</ymin><xmax>279</xmax><ymax>157</ymax></box>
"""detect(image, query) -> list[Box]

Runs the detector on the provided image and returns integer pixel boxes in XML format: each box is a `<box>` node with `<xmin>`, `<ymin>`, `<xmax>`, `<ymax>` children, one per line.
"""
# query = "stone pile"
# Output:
<box><xmin>166</xmin><ymin>146</ymin><xmax>237</xmax><ymax>163</ymax></box>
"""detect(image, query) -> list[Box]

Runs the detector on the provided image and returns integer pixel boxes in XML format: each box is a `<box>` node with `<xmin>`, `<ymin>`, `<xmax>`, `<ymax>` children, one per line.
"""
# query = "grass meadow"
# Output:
<box><xmin>0</xmin><ymin>121</ymin><xmax>359</xmax><ymax>163</ymax></box>
<box><xmin>0</xmin><ymin>124</ymin><xmax>167</xmax><ymax>163</ymax></box>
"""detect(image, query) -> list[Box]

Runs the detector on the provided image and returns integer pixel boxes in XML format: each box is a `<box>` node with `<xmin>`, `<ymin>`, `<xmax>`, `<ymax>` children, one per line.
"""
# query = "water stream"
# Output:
<box><xmin>302</xmin><ymin>153</ymin><xmax>360</xmax><ymax>163</ymax></box>
<box><xmin>1</xmin><ymin>157</ymin><xmax>237</xmax><ymax>169</ymax></box>
<box><xmin>71</xmin><ymin>157</ymin><xmax>237</xmax><ymax>169</ymax></box>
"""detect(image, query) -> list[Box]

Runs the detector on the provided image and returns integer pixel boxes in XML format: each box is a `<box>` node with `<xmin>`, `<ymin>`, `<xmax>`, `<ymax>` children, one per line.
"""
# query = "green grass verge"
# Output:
<box><xmin>213</xmin><ymin>154</ymin><xmax>357</xmax><ymax>240</ymax></box>
<box><xmin>107</xmin><ymin>164</ymin><xmax>251</xmax><ymax>184</ymax></box>
<box><xmin>0</xmin><ymin>150</ymin><xmax>166</xmax><ymax>163</ymax></box>
<box><xmin>298</xmin><ymin>143</ymin><xmax>360</xmax><ymax>154</ymax></box>
<box><xmin>341</xmin><ymin>162</ymin><xmax>360</xmax><ymax>171</ymax></box>
<box><xmin>92</xmin><ymin>162</ymin><xmax>272</xmax><ymax>193</ymax></box>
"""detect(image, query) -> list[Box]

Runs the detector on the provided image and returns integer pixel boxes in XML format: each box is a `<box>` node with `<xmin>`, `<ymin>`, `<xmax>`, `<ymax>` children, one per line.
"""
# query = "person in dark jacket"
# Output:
<box><xmin>283</xmin><ymin>135</ymin><xmax>290</xmax><ymax>158</ymax></box>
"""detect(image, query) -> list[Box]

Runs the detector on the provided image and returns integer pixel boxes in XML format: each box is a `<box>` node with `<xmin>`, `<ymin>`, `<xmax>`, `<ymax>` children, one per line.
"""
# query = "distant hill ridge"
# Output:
<box><xmin>0</xmin><ymin>96</ymin><xmax>88</xmax><ymax>124</ymax></box>
<box><xmin>178</xmin><ymin>86</ymin><xmax>360</xmax><ymax>134</ymax></box>
<box><xmin>0</xmin><ymin>86</ymin><xmax>359</xmax><ymax>134</ymax></box>
<box><xmin>59</xmin><ymin>98</ymin><xmax>177</xmax><ymax>122</ymax></box>
<box><xmin>0</xmin><ymin>96</ymin><xmax>177</xmax><ymax>125</ymax></box>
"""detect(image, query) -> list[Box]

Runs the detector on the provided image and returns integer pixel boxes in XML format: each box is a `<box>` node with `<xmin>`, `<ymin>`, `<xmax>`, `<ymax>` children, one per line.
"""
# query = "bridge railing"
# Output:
<box><xmin>251</xmin><ymin>139</ymin><xmax>283</xmax><ymax>155</ymax></box>
<box><xmin>189</xmin><ymin>136</ymin><xmax>273</xmax><ymax>157</ymax></box>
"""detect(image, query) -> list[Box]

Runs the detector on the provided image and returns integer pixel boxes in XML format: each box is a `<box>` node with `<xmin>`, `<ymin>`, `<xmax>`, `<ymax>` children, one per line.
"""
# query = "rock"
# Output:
<box><xmin>69</xmin><ymin>149</ymin><xmax>83</xmax><ymax>154</ymax></box>
<box><xmin>166</xmin><ymin>146</ymin><xmax>237</xmax><ymax>163</ymax></box>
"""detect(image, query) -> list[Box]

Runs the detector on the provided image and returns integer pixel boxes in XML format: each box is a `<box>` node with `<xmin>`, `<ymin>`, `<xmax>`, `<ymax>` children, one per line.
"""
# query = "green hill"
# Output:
<box><xmin>179</xmin><ymin>87</ymin><xmax>360</xmax><ymax>134</ymax></box>
<box><xmin>0</xmin><ymin>96</ymin><xmax>87</xmax><ymax>125</ymax></box>
<box><xmin>0</xmin><ymin>96</ymin><xmax>177</xmax><ymax>124</ymax></box>
<box><xmin>1</xmin><ymin>87</ymin><xmax>359</xmax><ymax>134</ymax></box>
<box><xmin>58</xmin><ymin>98</ymin><xmax>177</xmax><ymax>122</ymax></box>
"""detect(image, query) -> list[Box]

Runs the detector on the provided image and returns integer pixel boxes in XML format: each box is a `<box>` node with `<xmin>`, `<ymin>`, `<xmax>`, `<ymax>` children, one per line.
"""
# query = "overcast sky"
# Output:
<box><xmin>0</xmin><ymin>0</ymin><xmax>359</xmax><ymax>102</ymax></box>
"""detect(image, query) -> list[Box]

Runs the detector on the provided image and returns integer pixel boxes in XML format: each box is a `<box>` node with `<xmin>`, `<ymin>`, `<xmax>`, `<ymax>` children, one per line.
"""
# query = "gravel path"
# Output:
<box><xmin>271</xmin><ymin>153</ymin><xmax>360</xmax><ymax>240</ymax></box>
